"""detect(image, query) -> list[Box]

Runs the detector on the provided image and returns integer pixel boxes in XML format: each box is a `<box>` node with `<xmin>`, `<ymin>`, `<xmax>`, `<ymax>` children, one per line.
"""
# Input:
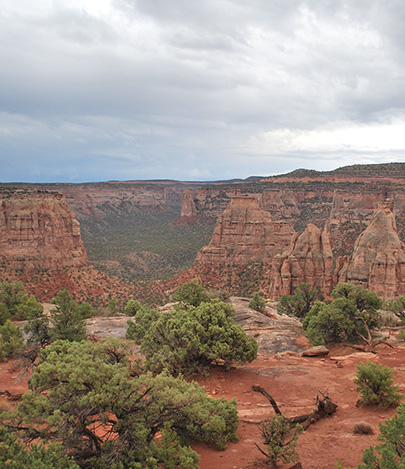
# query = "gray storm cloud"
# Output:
<box><xmin>0</xmin><ymin>0</ymin><xmax>404</xmax><ymax>182</ymax></box>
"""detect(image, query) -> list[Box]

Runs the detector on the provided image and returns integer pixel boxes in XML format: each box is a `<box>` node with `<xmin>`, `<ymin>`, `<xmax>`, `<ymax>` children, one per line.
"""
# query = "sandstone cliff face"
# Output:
<box><xmin>337</xmin><ymin>200</ymin><xmax>405</xmax><ymax>299</ymax></box>
<box><xmin>195</xmin><ymin>196</ymin><xmax>295</xmax><ymax>267</ymax></box>
<box><xmin>177</xmin><ymin>188</ymin><xmax>198</xmax><ymax>222</ymax></box>
<box><xmin>0</xmin><ymin>189</ymin><xmax>88</xmax><ymax>271</ymax></box>
<box><xmin>325</xmin><ymin>191</ymin><xmax>386</xmax><ymax>258</ymax></box>
<box><xmin>270</xmin><ymin>224</ymin><xmax>333</xmax><ymax>298</ymax></box>
<box><xmin>261</xmin><ymin>189</ymin><xmax>300</xmax><ymax>221</ymax></box>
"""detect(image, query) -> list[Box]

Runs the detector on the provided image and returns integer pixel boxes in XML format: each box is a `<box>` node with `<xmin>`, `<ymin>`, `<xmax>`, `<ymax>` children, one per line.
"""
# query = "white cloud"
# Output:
<box><xmin>251</xmin><ymin>118</ymin><xmax>405</xmax><ymax>155</ymax></box>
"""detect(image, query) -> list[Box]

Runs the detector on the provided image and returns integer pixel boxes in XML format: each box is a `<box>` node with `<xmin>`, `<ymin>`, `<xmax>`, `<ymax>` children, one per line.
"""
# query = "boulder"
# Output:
<box><xmin>301</xmin><ymin>346</ymin><xmax>330</xmax><ymax>357</ymax></box>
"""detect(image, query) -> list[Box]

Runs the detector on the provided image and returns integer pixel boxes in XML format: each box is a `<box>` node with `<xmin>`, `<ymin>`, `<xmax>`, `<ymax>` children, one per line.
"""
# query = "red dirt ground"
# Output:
<box><xmin>1</xmin><ymin>343</ymin><xmax>404</xmax><ymax>468</ymax></box>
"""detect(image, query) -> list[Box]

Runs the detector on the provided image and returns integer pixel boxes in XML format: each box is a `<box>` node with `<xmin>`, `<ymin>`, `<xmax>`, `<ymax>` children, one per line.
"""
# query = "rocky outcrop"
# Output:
<box><xmin>337</xmin><ymin>200</ymin><xmax>405</xmax><ymax>299</ymax></box>
<box><xmin>177</xmin><ymin>188</ymin><xmax>198</xmax><ymax>223</ymax></box>
<box><xmin>270</xmin><ymin>224</ymin><xmax>333</xmax><ymax>298</ymax></box>
<box><xmin>325</xmin><ymin>191</ymin><xmax>385</xmax><ymax>258</ymax></box>
<box><xmin>192</xmin><ymin>196</ymin><xmax>296</xmax><ymax>293</ymax></box>
<box><xmin>0</xmin><ymin>189</ymin><xmax>88</xmax><ymax>271</ymax></box>
<box><xmin>261</xmin><ymin>189</ymin><xmax>300</xmax><ymax>221</ymax></box>
<box><xmin>195</xmin><ymin>196</ymin><xmax>295</xmax><ymax>267</ymax></box>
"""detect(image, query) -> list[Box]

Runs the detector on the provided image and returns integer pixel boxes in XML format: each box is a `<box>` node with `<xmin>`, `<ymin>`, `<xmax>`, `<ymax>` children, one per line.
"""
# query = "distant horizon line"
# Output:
<box><xmin>0</xmin><ymin>161</ymin><xmax>404</xmax><ymax>185</ymax></box>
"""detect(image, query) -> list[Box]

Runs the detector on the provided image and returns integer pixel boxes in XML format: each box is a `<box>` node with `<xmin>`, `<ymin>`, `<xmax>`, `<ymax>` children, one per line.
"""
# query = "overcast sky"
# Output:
<box><xmin>1</xmin><ymin>1</ymin><xmax>405</xmax><ymax>182</ymax></box>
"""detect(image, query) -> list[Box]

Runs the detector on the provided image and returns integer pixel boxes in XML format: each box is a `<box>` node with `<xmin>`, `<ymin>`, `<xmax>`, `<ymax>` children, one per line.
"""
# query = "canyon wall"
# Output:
<box><xmin>193</xmin><ymin>196</ymin><xmax>405</xmax><ymax>300</ymax></box>
<box><xmin>1</xmin><ymin>163</ymin><xmax>405</xmax><ymax>298</ymax></box>
<box><xmin>0</xmin><ymin>188</ymin><xmax>88</xmax><ymax>271</ymax></box>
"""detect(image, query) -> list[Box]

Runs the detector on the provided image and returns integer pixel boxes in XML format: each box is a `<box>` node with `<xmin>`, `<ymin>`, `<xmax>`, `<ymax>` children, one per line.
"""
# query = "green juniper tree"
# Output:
<box><xmin>172</xmin><ymin>280</ymin><xmax>210</xmax><ymax>307</ymax></box>
<box><xmin>249</xmin><ymin>292</ymin><xmax>266</xmax><ymax>312</ymax></box>
<box><xmin>0</xmin><ymin>320</ymin><xmax>24</xmax><ymax>360</ymax></box>
<box><xmin>359</xmin><ymin>403</ymin><xmax>405</xmax><ymax>468</ymax></box>
<box><xmin>126</xmin><ymin>305</ymin><xmax>159</xmax><ymax>344</ymax></box>
<box><xmin>302</xmin><ymin>284</ymin><xmax>382</xmax><ymax>346</ymax></box>
<box><xmin>24</xmin><ymin>289</ymin><xmax>87</xmax><ymax>351</ymax></box>
<box><xmin>139</xmin><ymin>299</ymin><xmax>258</xmax><ymax>375</ymax></box>
<box><xmin>354</xmin><ymin>361</ymin><xmax>401</xmax><ymax>409</ymax></box>
<box><xmin>0</xmin><ymin>281</ymin><xmax>43</xmax><ymax>324</ymax></box>
<box><xmin>0</xmin><ymin>339</ymin><xmax>239</xmax><ymax>468</ymax></box>
<box><xmin>277</xmin><ymin>283</ymin><xmax>320</xmax><ymax>318</ymax></box>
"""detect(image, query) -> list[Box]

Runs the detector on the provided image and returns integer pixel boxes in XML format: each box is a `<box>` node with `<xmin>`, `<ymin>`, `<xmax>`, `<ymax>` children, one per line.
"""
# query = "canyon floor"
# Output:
<box><xmin>1</xmin><ymin>301</ymin><xmax>405</xmax><ymax>469</ymax></box>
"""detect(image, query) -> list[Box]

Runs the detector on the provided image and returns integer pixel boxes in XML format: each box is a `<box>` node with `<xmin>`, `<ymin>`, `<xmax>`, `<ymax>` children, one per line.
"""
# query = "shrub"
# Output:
<box><xmin>1</xmin><ymin>339</ymin><xmax>239</xmax><ymax>467</ymax></box>
<box><xmin>384</xmin><ymin>296</ymin><xmax>405</xmax><ymax>322</ymax></box>
<box><xmin>24</xmin><ymin>290</ymin><xmax>87</xmax><ymax>349</ymax></box>
<box><xmin>399</xmin><ymin>329</ymin><xmax>405</xmax><ymax>341</ymax></box>
<box><xmin>0</xmin><ymin>320</ymin><xmax>24</xmax><ymax>360</ymax></box>
<box><xmin>260</xmin><ymin>415</ymin><xmax>303</xmax><ymax>466</ymax></box>
<box><xmin>354</xmin><ymin>361</ymin><xmax>402</xmax><ymax>408</ymax></box>
<box><xmin>277</xmin><ymin>283</ymin><xmax>320</xmax><ymax>318</ymax></box>
<box><xmin>50</xmin><ymin>290</ymin><xmax>87</xmax><ymax>342</ymax></box>
<box><xmin>0</xmin><ymin>282</ymin><xmax>43</xmax><ymax>323</ymax></box>
<box><xmin>76</xmin><ymin>302</ymin><xmax>94</xmax><ymax>319</ymax></box>
<box><xmin>124</xmin><ymin>299</ymin><xmax>141</xmax><ymax>316</ymax></box>
<box><xmin>359</xmin><ymin>403</ymin><xmax>405</xmax><ymax>468</ymax></box>
<box><xmin>302</xmin><ymin>285</ymin><xmax>382</xmax><ymax>346</ymax></box>
<box><xmin>249</xmin><ymin>292</ymin><xmax>266</xmax><ymax>312</ymax></box>
<box><xmin>126</xmin><ymin>305</ymin><xmax>159</xmax><ymax>344</ymax></box>
<box><xmin>0</xmin><ymin>427</ymin><xmax>79</xmax><ymax>469</ymax></box>
<box><xmin>141</xmin><ymin>299</ymin><xmax>258</xmax><ymax>375</ymax></box>
<box><xmin>172</xmin><ymin>280</ymin><xmax>210</xmax><ymax>307</ymax></box>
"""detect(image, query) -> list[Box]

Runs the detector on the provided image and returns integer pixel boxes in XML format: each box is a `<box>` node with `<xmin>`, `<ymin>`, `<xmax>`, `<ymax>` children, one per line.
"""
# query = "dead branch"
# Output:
<box><xmin>0</xmin><ymin>390</ymin><xmax>23</xmax><ymax>401</ymax></box>
<box><xmin>252</xmin><ymin>385</ymin><xmax>337</xmax><ymax>430</ymax></box>
<box><xmin>251</xmin><ymin>385</ymin><xmax>282</xmax><ymax>415</ymax></box>
<box><xmin>253</xmin><ymin>443</ymin><xmax>277</xmax><ymax>469</ymax></box>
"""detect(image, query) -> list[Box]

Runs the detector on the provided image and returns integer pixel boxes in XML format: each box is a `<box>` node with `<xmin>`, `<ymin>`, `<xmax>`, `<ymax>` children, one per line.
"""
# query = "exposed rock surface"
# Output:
<box><xmin>195</xmin><ymin>196</ymin><xmax>295</xmax><ymax>266</ymax></box>
<box><xmin>192</xmin><ymin>196</ymin><xmax>296</xmax><ymax>293</ymax></box>
<box><xmin>338</xmin><ymin>200</ymin><xmax>405</xmax><ymax>299</ymax></box>
<box><xmin>177</xmin><ymin>188</ymin><xmax>198</xmax><ymax>222</ymax></box>
<box><xmin>0</xmin><ymin>189</ymin><xmax>87</xmax><ymax>271</ymax></box>
<box><xmin>83</xmin><ymin>297</ymin><xmax>308</xmax><ymax>355</ymax></box>
<box><xmin>229</xmin><ymin>298</ymin><xmax>308</xmax><ymax>354</ymax></box>
<box><xmin>270</xmin><ymin>224</ymin><xmax>333</xmax><ymax>298</ymax></box>
<box><xmin>1</xmin><ymin>163</ymin><xmax>405</xmax><ymax>298</ymax></box>
<box><xmin>191</xmin><ymin>195</ymin><xmax>405</xmax><ymax>300</ymax></box>
<box><xmin>301</xmin><ymin>345</ymin><xmax>330</xmax><ymax>357</ymax></box>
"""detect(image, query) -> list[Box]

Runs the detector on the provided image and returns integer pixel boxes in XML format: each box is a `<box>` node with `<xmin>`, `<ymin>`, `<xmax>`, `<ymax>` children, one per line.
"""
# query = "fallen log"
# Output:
<box><xmin>252</xmin><ymin>385</ymin><xmax>337</xmax><ymax>429</ymax></box>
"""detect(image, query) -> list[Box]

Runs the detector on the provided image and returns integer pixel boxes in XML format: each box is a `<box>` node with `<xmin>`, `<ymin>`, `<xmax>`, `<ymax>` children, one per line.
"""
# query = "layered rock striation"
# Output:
<box><xmin>337</xmin><ymin>200</ymin><xmax>405</xmax><ymax>299</ymax></box>
<box><xmin>270</xmin><ymin>224</ymin><xmax>333</xmax><ymax>298</ymax></box>
<box><xmin>192</xmin><ymin>196</ymin><xmax>296</xmax><ymax>292</ymax></box>
<box><xmin>195</xmin><ymin>196</ymin><xmax>295</xmax><ymax>267</ymax></box>
<box><xmin>0</xmin><ymin>188</ymin><xmax>88</xmax><ymax>271</ymax></box>
<box><xmin>193</xmin><ymin>196</ymin><xmax>405</xmax><ymax>300</ymax></box>
<box><xmin>176</xmin><ymin>188</ymin><xmax>198</xmax><ymax>223</ymax></box>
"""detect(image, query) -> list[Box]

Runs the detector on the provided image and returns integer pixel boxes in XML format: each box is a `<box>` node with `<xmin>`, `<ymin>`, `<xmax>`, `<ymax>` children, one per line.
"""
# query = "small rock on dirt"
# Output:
<box><xmin>301</xmin><ymin>346</ymin><xmax>329</xmax><ymax>357</ymax></box>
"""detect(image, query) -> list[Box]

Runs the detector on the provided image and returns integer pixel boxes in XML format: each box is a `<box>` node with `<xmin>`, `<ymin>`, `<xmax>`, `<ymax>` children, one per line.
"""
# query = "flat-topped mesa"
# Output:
<box><xmin>270</xmin><ymin>224</ymin><xmax>333</xmax><ymax>299</ymax></box>
<box><xmin>0</xmin><ymin>188</ymin><xmax>88</xmax><ymax>271</ymax></box>
<box><xmin>338</xmin><ymin>199</ymin><xmax>405</xmax><ymax>299</ymax></box>
<box><xmin>194</xmin><ymin>196</ymin><xmax>296</xmax><ymax>289</ymax></box>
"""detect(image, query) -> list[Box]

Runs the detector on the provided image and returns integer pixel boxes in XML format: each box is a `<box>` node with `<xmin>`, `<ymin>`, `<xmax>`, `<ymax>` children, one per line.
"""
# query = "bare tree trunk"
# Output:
<box><xmin>252</xmin><ymin>385</ymin><xmax>337</xmax><ymax>429</ymax></box>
